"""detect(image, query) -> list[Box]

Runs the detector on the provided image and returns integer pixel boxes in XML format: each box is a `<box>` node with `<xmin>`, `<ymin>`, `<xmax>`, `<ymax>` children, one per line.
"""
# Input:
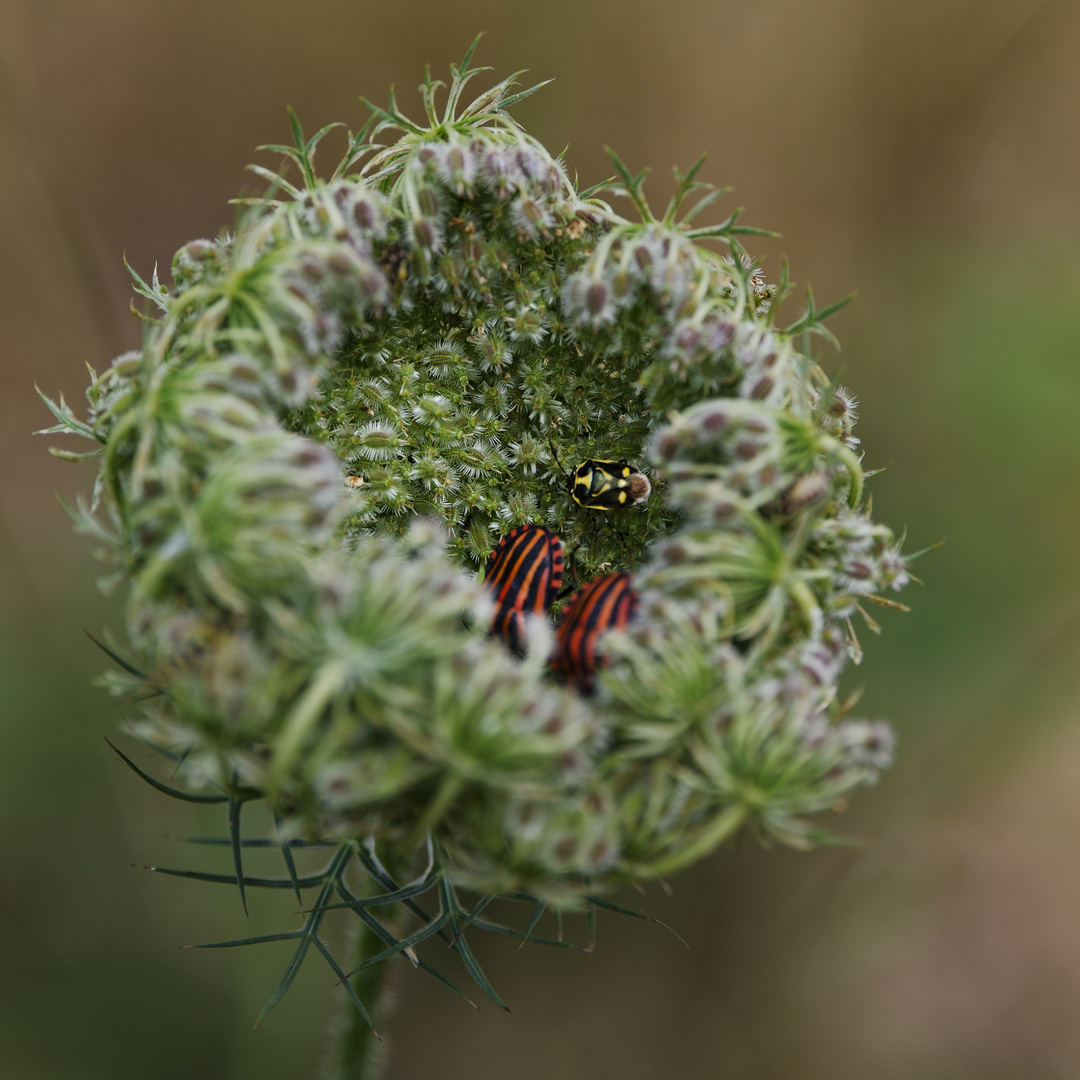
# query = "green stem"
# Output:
<box><xmin>629</xmin><ymin>803</ymin><xmax>749</xmax><ymax>879</ymax></box>
<box><xmin>325</xmin><ymin>851</ymin><xmax>405</xmax><ymax>1080</ymax></box>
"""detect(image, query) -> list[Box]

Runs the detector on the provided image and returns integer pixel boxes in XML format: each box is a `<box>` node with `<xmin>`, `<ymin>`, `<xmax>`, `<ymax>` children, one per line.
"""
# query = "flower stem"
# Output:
<box><xmin>325</xmin><ymin>857</ymin><xmax>405</xmax><ymax>1080</ymax></box>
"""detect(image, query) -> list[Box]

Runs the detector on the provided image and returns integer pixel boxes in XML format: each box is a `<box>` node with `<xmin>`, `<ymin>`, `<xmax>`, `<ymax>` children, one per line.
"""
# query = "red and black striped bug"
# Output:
<box><xmin>483</xmin><ymin>523</ymin><xmax>564</xmax><ymax>655</ymax></box>
<box><xmin>551</xmin><ymin>572</ymin><xmax>639</xmax><ymax>692</ymax></box>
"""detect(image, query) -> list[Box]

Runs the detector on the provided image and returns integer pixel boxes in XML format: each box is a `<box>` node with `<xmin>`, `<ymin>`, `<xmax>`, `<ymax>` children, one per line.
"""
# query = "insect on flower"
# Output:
<box><xmin>567</xmin><ymin>459</ymin><xmax>652</xmax><ymax>510</ymax></box>
<box><xmin>483</xmin><ymin>523</ymin><xmax>565</xmax><ymax>654</ymax></box>
<box><xmin>551</xmin><ymin>572</ymin><xmax>639</xmax><ymax>692</ymax></box>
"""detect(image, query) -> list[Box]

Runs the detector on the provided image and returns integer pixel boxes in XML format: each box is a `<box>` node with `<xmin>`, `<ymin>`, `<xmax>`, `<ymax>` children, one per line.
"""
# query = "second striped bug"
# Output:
<box><xmin>551</xmin><ymin>572</ymin><xmax>639</xmax><ymax>692</ymax></box>
<box><xmin>482</xmin><ymin>523</ymin><xmax>565</xmax><ymax>655</ymax></box>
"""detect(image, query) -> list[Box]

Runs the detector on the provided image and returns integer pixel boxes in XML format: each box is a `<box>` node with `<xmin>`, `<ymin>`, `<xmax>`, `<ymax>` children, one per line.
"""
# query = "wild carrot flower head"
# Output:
<box><xmin>43</xmin><ymin>45</ymin><xmax>911</xmax><ymax>909</ymax></box>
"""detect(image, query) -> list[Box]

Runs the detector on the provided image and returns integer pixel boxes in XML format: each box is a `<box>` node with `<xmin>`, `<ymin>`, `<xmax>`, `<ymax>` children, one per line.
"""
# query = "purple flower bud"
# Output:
<box><xmin>481</xmin><ymin>146</ymin><xmax>515</xmax><ymax>199</ymax></box>
<box><xmin>410</xmin><ymin>218</ymin><xmax>443</xmax><ymax>252</ymax></box>
<box><xmin>511</xmin><ymin>143</ymin><xmax>544</xmax><ymax>185</ymax></box>
<box><xmin>414</xmin><ymin>185</ymin><xmax>442</xmax><ymax>220</ymax></box>
<box><xmin>703</xmin><ymin>314</ymin><xmax>736</xmax><ymax>352</ymax></box>
<box><xmin>348</xmin><ymin>187</ymin><xmax>388</xmax><ymax>239</ymax></box>
<box><xmin>432</xmin><ymin>139</ymin><xmax>476</xmax><ymax>196</ymax></box>
<box><xmin>511</xmin><ymin>194</ymin><xmax>554</xmax><ymax>236</ymax></box>
<box><xmin>563</xmin><ymin>271</ymin><xmax>616</xmax><ymax>328</ymax></box>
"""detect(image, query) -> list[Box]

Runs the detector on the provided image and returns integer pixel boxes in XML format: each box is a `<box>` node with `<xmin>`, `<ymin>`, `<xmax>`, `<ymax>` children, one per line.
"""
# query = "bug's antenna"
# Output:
<box><xmin>547</xmin><ymin>436</ymin><xmax>565</xmax><ymax>473</ymax></box>
<box><xmin>547</xmin><ymin>437</ymin><xmax>574</xmax><ymax>498</ymax></box>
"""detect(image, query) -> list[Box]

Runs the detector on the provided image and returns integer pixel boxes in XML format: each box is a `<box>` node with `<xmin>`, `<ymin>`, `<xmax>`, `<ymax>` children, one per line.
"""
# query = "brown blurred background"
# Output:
<box><xmin>5</xmin><ymin>1</ymin><xmax>1080</xmax><ymax>1076</ymax></box>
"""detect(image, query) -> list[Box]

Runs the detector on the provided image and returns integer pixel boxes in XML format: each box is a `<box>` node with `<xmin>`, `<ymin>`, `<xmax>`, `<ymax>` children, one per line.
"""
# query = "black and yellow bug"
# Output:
<box><xmin>567</xmin><ymin>459</ymin><xmax>652</xmax><ymax>510</ymax></box>
<box><xmin>482</xmin><ymin>523</ymin><xmax>565</xmax><ymax>655</ymax></box>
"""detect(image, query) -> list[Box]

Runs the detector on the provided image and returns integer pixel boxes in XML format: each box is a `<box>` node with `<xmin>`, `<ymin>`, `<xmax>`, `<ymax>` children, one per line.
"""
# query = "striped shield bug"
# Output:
<box><xmin>551</xmin><ymin>572</ymin><xmax>639</xmax><ymax>692</ymax></box>
<box><xmin>567</xmin><ymin>459</ymin><xmax>651</xmax><ymax>511</ymax></box>
<box><xmin>483</xmin><ymin>523</ymin><xmax>565</xmax><ymax>655</ymax></box>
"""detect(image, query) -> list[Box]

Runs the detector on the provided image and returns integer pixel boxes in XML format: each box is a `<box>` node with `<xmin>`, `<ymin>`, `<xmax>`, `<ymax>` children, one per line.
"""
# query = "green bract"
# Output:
<box><xmin>46</xmin><ymin>51</ymin><xmax>908</xmax><ymax>910</ymax></box>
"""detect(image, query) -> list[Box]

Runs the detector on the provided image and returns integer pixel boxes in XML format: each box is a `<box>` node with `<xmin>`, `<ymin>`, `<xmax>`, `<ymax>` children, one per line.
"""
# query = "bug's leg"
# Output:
<box><xmin>569</xmin><ymin>514</ymin><xmax>598</xmax><ymax>575</ymax></box>
<box><xmin>556</xmin><ymin>543</ymin><xmax>583</xmax><ymax>600</ymax></box>
<box><xmin>547</xmin><ymin>437</ymin><xmax>566</xmax><ymax>482</ymax></box>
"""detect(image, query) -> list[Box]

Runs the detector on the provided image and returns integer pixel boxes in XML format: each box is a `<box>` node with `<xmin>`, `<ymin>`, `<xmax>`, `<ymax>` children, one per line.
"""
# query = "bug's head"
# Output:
<box><xmin>626</xmin><ymin>471</ymin><xmax>651</xmax><ymax>504</ymax></box>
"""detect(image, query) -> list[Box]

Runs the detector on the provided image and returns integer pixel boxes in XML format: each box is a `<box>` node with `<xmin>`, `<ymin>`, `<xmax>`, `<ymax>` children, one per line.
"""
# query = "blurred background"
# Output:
<box><xmin>4</xmin><ymin>0</ymin><xmax>1080</xmax><ymax>1076</ymax></box>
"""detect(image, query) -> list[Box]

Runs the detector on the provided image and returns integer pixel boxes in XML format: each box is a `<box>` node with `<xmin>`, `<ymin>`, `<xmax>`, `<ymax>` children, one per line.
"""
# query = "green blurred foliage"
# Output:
<box><xmin>4</xmin><ymin>0</ymin><xmax>1080</xmax><ymax>1076</ymax></box>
